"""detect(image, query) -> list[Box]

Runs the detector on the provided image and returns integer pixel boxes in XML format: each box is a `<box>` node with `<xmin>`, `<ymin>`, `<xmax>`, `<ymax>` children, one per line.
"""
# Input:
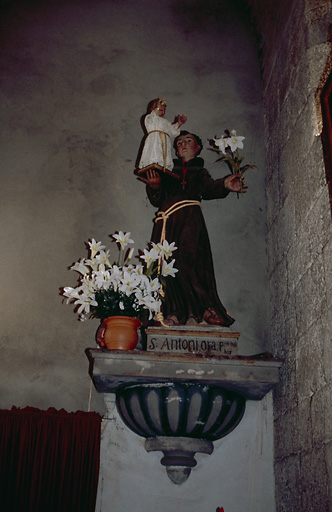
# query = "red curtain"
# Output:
<box><xmin>321</xmin><ymin>69</ymin><xmax>332</xmax><ymax>211</ymax></box>
<box><xmin>0</xmin><ymin>407</ymin><xmax>102</xmax><ymax>512</ymax></box>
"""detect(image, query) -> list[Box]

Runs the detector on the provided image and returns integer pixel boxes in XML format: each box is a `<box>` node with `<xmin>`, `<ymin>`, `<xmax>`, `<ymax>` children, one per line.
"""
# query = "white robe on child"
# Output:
<box><xmin>139</xmin><ymin>110</ymin><xmax>181</xmax><ymax>171</ymax></box>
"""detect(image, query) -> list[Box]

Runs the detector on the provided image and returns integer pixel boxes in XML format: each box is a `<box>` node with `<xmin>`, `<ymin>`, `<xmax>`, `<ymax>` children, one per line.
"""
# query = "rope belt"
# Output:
<box><xmin>148</xmin><ymin>130</ymin><xmax>170</xmax><ymax>170</ymax></box>
<box><xmin>155</xmin><ymin>200</ymin><xmax>202</xmax><ymax>245</ymax></box>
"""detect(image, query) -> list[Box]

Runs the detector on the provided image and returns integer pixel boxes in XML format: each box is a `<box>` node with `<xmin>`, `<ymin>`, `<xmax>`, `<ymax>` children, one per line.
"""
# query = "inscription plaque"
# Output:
<box><xmin>145</xmin><ymin>326</ymin><xmax>239</xmax><ymax>356</ymax></box>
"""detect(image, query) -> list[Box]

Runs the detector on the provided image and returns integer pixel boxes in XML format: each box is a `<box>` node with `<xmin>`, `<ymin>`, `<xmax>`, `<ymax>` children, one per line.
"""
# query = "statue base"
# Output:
<box><xmin>145</xmin><ymin>325</ymin><xmax>239</xmax><ymax>357</ymax></box>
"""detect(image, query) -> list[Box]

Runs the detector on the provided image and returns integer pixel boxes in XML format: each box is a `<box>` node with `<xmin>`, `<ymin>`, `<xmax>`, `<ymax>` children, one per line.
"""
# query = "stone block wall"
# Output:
<box><xmin>250</xmin><ymin>0</ymin><xmax>332</xmax><ymax>510</ymax></box>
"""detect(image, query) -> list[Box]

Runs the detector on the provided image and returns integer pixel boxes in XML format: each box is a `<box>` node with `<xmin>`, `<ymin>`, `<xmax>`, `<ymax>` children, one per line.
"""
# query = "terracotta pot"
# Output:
<box><xmin>103</xmin><ymin>316</ymin><xmax>141</xmax><ymax>350</ymax></box>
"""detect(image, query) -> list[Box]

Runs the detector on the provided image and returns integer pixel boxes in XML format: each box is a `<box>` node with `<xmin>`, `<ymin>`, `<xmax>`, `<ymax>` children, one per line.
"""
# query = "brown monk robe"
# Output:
<box><xmin>144</xmin><ymin>131</ymin><xmax>247</xmax><ymax>326</ymax></box>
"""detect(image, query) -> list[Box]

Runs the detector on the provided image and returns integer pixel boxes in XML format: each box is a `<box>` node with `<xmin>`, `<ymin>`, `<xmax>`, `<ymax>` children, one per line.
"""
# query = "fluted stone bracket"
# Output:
<box><xmin>145</xmin><ymin>437</ymin><xmax>214</xmax><ymax>485</ymax></box>
<box><xmin>86</xmin><ymin>347</ymin><xmax>282</xmax><ymax>483</ymax></box>
<box><xmin>115</xmin><ymin>381</ymin><xmax>246</xmax><ymax>483</ymax></box>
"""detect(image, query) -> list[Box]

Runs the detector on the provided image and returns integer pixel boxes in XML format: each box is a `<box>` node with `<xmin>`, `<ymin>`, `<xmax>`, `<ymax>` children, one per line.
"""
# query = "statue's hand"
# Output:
<box><xmin>175</xmin><ymin>115</ymin><xmax>187</xmax><ymax>127</ymax></box>
<box><xmin>224</xmin><ymin>174</ymin><xmax>248</xmax><ymax>193</ymax></box>
<box><xmin>138</xmin><ymin>169</ymin><xmax>161</xmax><ymax>189</ymax></box>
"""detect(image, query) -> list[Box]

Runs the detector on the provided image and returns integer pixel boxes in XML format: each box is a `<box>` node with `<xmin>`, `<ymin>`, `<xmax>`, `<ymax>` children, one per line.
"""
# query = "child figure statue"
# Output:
<box><xmin>138</xmin><ymin>98</ymin><xmax>187</xmax><ymax>174</ymax></box>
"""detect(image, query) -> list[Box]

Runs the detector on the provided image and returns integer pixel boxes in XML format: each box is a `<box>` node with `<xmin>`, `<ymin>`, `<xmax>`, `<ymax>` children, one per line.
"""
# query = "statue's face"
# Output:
<box><xmin>176</xmin><ymin>134</ymin><xmax>201</xmax><ymax>162</ymax></box>
<box><xmin>155</xmin><ymin>102</ymin><xmax>166</xmax><ymax>117</ymax></box>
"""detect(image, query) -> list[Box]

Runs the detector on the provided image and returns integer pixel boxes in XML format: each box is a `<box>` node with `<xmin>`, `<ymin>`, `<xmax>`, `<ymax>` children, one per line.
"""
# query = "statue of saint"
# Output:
<box><xmin>144</xmin><ymin>131</ymin><xmax>247</xmax><ymax>326</ymax></box>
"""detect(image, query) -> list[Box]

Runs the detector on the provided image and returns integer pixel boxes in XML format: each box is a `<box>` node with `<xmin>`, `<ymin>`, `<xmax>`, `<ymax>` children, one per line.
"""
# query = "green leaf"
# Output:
<box><xmin>240</xmin><ymin>164</ymin><xmax>258</xmax><ymax>173</ymax></box>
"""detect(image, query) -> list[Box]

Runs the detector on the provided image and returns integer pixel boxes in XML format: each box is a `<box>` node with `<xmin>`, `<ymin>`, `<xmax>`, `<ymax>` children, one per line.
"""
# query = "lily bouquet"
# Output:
<box><xmin>62</xmin><ymin>231</ymin><xmax>177</xmax><ymax>322</ymax></box>
<box><xmin>209</xmin><ymin>129</ymin><xmax>257</xmax><ymax>179</ymax></box>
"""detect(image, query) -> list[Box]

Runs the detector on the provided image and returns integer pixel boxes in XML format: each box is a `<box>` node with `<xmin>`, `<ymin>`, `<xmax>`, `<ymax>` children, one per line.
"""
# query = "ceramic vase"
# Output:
<box><xmin>103</xmin><ymin>316</ymin><xmax>141</xmax><ymax>350</ymax></box>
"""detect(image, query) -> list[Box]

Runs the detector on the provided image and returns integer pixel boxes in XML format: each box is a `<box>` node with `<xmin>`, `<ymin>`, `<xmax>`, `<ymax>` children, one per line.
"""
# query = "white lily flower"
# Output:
<box><xmin>64</xmin><ymin>232</ymin><xmax>178</xmax><ymax>321</ymax></box>
<box><xmin>127</xmin><ymin>247</ymin><xmax>134</xmax><ymax>261</ymax></box>
<box><xmin>92</xmin><ymin>268</ymin><xmax>111</xmax><ymax>289</ymax></box>
<box><xmin>88</xmin><ymin>239</ymin><xmax>106</xmax><ymax>258</ymax></box>
<box><xmin>226</xmin><ymin>134</ymin><xmax>245</xmax><ymax>152</ymax></box>
<box><xmin>80</xmin><ymin>276</ymin><xmax>96</xmax><ymax>298</ymax></box>
<box><xmin>161</xmin><ymin>259</ymin><xmax>178</xmax><ymax>278</ymax></box>
<box><xmin>134</xmin><ymin>263</ymin><xmax>144</xmax><ymax>276</ymax></box>
<box><xmin>147</xmin><ymin>277</ymin><xmax>160</xmax><ymax>292</ymax></box>
<box><xmin>95</xmin><ymin>250</ymin><xmax>111</xmax><ymax>266</ymax></box>
<box><xmin>63</xmin><ymin>287</ymin><xmax>81</xmax><ymax>300</ymax></box>
<box><xmin>70</xmin><ymin>260</ymin><xmax>89</xmax><ymax>275</ymax></box>
<box><xmin>119</xmin><ymin>269</ymin><xmax>141</xmax><ymax>296</ymax></box>
<box><xmin>140</xmin><ymin>247</ymin><xmax>160</xmax><ymax>265</ymax></box>
<box><xmin>75</xmin><ymin>295</ymin><xmax>98</xmax><ymax>316</ymax></box>
<box><xmin>84</xmin><ymin>257</ymin><xmax>100</xmax><ymax>271</ymax></box>
<box><xmin>135</xmin><ymin>290</ymin><xmax>161</xmax><ymax>319</ymax></box>
<box><xmin>112</xmin><ymin>231</ymin><xmax>134</xmax><ymax>250</ymax></box>
<box><xmin>108</xmin><ymin>277</ymin><xmax>119</xmax><ymax>292</ymax></box>
<box><xmin>157</xmin><ymin>240</ymin><xmax>177</xmax><ymax>260</ymax></box>
<box><xmin>97</xmin><ymin>263</ymin><xmax>106</xmax><ymax>272</ymax></box>
<box><xmin>111</xmin><ymin>264</ymin><xmax>121</xmax><ymax>276</ymax></box>
<box><xmin>136</xmin><ymin>274</ymin><xmax>152</xmax><ymax>293</ymax></box>
<box><xmin>213</xmin><ymin>136</ymin><xmax>227</xmax><ymax>154</ymax></box>
<box><xmin>151</xmin><ymin>242</ymin><xmax>161</xmax><ymax>254</ymax></box>
<box><xmin>107</xmin><ymin>265</ymin><xmax>123</xmax><ymax>290</ymax></box>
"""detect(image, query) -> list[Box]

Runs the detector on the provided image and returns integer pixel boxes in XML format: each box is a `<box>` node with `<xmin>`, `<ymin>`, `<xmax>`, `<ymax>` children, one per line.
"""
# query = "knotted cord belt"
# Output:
<box><xmin>155</xmin><ymin>199</ymin><xmax>202</xmax><ymax>247</ymax></box>
<box><xmin>148</xmin><ymin>130</ymin><xmax>170</xmax><ymax>170</ymax></box>
<box><xmin>154</xmin><ymin>199</ymin><xmax>201</xmax><ymax>326</ymax></box>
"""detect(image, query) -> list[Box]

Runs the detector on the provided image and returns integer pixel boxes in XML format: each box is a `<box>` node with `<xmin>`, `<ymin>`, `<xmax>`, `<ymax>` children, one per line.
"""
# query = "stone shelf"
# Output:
<box><xmin>87</xmin><ymin>347</ymin><xmax>283</xmax><ymax>484</ymax></box>
<box><xmin>86</xmin><ymin>348</ymin><xmax>282</xmax><ymax>400</ymax></box>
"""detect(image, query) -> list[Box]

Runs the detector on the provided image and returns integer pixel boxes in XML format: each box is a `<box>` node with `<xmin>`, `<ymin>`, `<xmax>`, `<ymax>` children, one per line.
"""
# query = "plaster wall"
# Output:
<box><xmin>97</xmin><ymin>394</ymin><xmax>274</xmax><ymax>512</ymax></box>
<box><xmin>0</xmin><ymin>1</ymin><xmax>274</xmax><ymax>511</ymax></box>
<box><xmin>250</xmin><ymin>0</ymin><xmax>332</xmax><ymax>509</ymax></box>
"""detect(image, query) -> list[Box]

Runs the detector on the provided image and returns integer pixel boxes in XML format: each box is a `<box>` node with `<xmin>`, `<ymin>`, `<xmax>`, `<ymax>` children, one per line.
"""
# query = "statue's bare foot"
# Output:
<box><xmin>164</xmin><ymin>315</ymin><xmax>180</xmax><ymax>326</ymax></box>
<box><xmin>203</xmin><ymin>309</ymin><xmax>226</xmax><ymax>326</ymax></box>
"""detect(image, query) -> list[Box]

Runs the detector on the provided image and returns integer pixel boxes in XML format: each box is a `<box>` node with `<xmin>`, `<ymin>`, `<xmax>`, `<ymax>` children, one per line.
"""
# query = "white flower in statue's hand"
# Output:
<box><xmin>88</xmin><ymin>239</ymin><xmax>106</xmax><ymax>258</ymax></box>
<box><xmin>226</xmin><ymin>134</ymin><xmax>245</xmax><ymax>152</ymax></box>
<box><xmin>161</xmin><ymin>259</ymin><xmax>178</xmax><ymax>278</ymax></box>
<box><xmin>213</xmin><ymin>136</ymin><xmax>227</xmax><ymax>154</ymax></box>
<box><xmin>157</xmin><ymin>240</ymin><xmax>177</xmax><ymax>260</ymax></box>
<box><xmin>112</xmin><ymin>231</ymin><xmax>134</xmax><ymax>250</ymax></box>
